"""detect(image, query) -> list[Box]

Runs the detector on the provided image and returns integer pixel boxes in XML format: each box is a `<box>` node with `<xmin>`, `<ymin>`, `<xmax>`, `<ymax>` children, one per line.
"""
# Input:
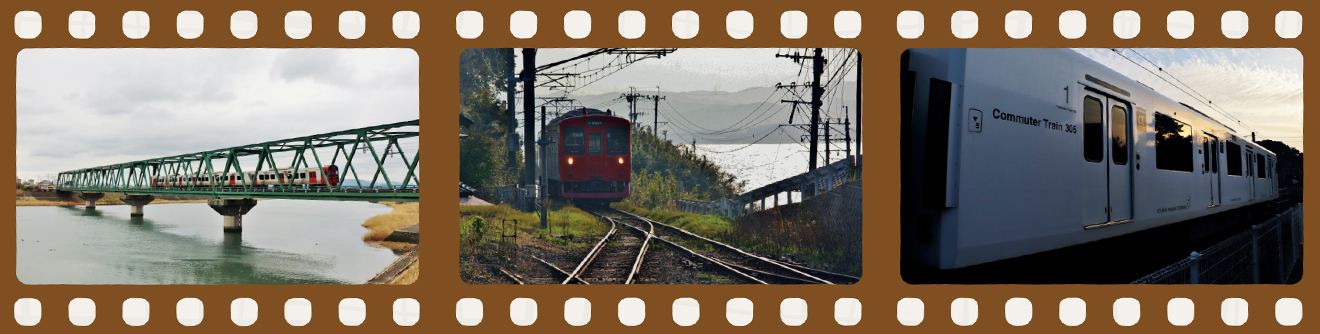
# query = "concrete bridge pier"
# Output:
<box><xmin>208</xmin><ymin>198</ymin><xmax>258</xmax><ymax>233</ymax></box>
<box><xmin>122</xmin><ymin>195</ymin><xmax>155</xmax><ymax>217</ymax></box>
<box><xmin>78</xmin><ymin>192</ymin><xmax>104</xmax><ymax>208</ymax></box>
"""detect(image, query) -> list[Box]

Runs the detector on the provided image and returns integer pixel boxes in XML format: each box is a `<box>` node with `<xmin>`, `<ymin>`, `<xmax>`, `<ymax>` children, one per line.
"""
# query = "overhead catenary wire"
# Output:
<box><xmin>1109</xmin><ymin>48</ymin><xmax>1265</xmax><ymax>139</ymax></box>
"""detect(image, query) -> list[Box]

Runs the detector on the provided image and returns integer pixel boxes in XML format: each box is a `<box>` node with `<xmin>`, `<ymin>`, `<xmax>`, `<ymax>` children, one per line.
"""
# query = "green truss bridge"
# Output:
<box><xmin>54</xmin><ymin>120</ymin><xmax>419</xmax><ymax>232</ymax></box>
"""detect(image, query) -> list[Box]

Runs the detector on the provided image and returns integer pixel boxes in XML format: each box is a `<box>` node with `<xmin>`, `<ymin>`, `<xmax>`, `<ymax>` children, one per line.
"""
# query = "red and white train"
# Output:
<box><xmin>151</xmin><ymin>166</ymin><xmax>340</xmax><ymax>188</ymax></box>
<box><xmin>540</xmin><ymin>108</ymin><xmax>632</xmax><ymax>202</ymax></box>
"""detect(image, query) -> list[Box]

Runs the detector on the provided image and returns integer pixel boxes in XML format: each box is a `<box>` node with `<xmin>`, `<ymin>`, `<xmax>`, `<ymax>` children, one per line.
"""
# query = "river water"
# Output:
<box><xmin>696</xmin><ymin>143</ymin><xmax>854</xmax><ymax>202</ymax></box>
<box><xmin>16</xmin><ymin>200</ymin><xmax>399</xmax><ymax>285</ymax></box>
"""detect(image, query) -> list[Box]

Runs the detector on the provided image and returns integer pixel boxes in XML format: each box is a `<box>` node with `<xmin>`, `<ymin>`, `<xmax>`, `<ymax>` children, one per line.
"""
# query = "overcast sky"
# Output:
<box><xmin>514</xmin><ymin>48</ymin><xmax>859</xmax><ymax>141</ymax></box>
<box><xmin>523</xmin><ymin>48</ymin><xmax>858</xmax><ymax>96</ymax></box>
<box><xmin>515</xmin><ymin>48</ymin><xmax>1300</xmax><ymax>151</ymax></box>
<box><xmin>1073</xmin><ymin>48</ymin><xmax>1303</xmax><ymax>151</ymax></box>
<box><xmin>16</xmin><ymin>49</ymin><xmax>419</xmax><ymax>181</ymax></box>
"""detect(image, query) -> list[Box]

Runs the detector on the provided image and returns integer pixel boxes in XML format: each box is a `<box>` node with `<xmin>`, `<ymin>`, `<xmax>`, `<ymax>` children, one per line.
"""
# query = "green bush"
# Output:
<box><xmin>625</xmin><ymin>126</ymin><xmax>746</xmax><ymax>209</ymax></box>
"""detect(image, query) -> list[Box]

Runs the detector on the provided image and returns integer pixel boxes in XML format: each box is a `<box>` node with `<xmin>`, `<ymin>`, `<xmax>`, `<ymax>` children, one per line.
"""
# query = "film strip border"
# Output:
<box><xmin>11</xmin><ymin>9</ymin><xmax>1304</xmax><ymax>41</ymax></box>
<box><xmin>8</xmin><ymin>296</ymin><xmax>1310</xmax><ymax>327</ymax></box>
<box><xmin>3</xmin><ymin>4</ymin><xmax>1309</xmax><ymax>331</ymax></box>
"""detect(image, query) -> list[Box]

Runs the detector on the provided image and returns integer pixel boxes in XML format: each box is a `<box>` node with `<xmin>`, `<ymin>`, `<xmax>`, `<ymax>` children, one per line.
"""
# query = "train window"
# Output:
<box><xmin>606</xmin><ymin>126</ymin><xmax>629</xmax><ymax>155</ymax></box>
<box><xmin>1227</xmin><ymin>142</ymin><xmax>1242</xmax><ymax>176</ymax></box>
<box><xmin>1083</xmin><ymin>96</ymin><xmax>1103</xmax><ymax>162</ymax></box>
<box><xmin>1212</xmin><ymin>143</ymin><xmax>1219</xmax><ymax>173</ymax></box>
<box><xmin>1111</xmin><ymin>106</ymin><xmax>1128</xmax><ymax>165</ymax></box>
<box><xmin>301</xmin><ymin>173</ymin><xmax>307</xmax><ymax>179</ymax></box>
<box><xmin>1248</xmin><ymin>153</ymin><xmax>1254</xmax><ymax>177</ymax></box>
<box><xmin>1256</xmin><ymin>153</ymin><xmax>1267</xmax><ymax>179</ymax></box>
<box><xmin>1154</xmin><ymin>113</ymin><xmax>1194</xmax><ymax>172</ymax></box>
<box><xmin>589</xmin><ymin>132</ymin><xmax>602</xmax><ymax>155</ymax></box>
<box><xmin>564</xmin><ymin>127</ymin><xmax>585</xmax><ymax>155</ymax></box>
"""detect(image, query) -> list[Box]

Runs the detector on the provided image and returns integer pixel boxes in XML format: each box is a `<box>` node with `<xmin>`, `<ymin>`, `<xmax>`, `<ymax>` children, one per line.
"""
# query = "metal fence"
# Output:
<box><xmin>475</xmin><ymin>185</ymin><xmax>538</xmax><ymax>211</ymax></box>
<box><xmin>1131</xmin><ymin>203</ymin><xmax>1304</xmax><ymax>284</ymax></box>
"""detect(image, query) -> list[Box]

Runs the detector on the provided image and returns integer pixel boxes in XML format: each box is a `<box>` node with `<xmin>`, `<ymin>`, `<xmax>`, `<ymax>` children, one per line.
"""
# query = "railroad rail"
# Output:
<box><xmin>564</xmin><ymin>209</ymin><xmax>652</xmax><ymax>284</ymax></box>
<box><xmin>611</xmin><ymin>208</ymin><xmax>857</xmax><ymax>284</ymax></box>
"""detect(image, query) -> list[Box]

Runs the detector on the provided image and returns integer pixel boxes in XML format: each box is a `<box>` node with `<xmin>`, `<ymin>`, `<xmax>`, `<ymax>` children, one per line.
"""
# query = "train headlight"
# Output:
<box><xmin>618</xmin><ymin>157</ymin><xmax>624</xmax><ymax>164</ymax></box>
<box><xmin>568</xmin><ymin>157</ymin><xmax>574</xmax><ymax>165</ymax></box>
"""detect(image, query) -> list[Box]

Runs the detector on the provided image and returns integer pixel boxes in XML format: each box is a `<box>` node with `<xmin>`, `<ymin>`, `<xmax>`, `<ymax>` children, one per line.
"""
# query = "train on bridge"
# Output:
<box><xmin>901</xmin><ymin>48</ymin><xmax>1281</xmax><ymax>270</ymax></box>
<box><xmin>540</xmin><ymin>108</ymin><xmax>632</xmax><ymax>202</ymax></box>
<box><xmin>151</xmin><ymin>166</ymin><xmax>340</xmax><ymax>188</ymax></box>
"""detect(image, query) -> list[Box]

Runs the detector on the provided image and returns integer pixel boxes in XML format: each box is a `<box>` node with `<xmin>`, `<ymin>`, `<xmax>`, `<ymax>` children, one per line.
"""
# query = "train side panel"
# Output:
<box><xmin>905</xmin><ymin>48</ymin><xmax>1282</xmax><ymax>269</ymax></box>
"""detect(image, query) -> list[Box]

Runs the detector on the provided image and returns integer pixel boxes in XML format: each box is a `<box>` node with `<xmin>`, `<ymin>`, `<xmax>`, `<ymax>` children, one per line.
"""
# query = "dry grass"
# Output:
<box><xmin>15</xmin><ymin>197</ymin><xmax>79</xmax><ymax>206</ymax></box>
<box><xmin>361</xmin><ymin>202</ymin><xmax>420</xmax><ymax>241</ymax></box>
<box><xmin>16</xmin><ymin>195</ymin><xmax>209</xmax><ymax>207</ymax></box>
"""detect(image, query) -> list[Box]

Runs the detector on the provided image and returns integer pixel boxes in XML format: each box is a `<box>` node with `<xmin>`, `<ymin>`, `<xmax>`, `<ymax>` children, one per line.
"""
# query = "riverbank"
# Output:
<box><xmin>15</xmin><ymin>193</ymin><xmax>209</xmax><ymax>207</ymax></box>
<box><xmin>364</xmin><ymin>202</ymin><xmax>420</xmax><ymax>284</ymax></box>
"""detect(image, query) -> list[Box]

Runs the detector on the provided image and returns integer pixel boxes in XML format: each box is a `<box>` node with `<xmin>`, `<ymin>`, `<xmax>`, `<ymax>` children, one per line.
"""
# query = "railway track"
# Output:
<box><xmin>564</xmin><ymin>210</ymin><xmax>653</xmax><ymax>284</ymax></box>
<box><xmin>609</xmin><ymin>208</ymin><xmax>858</xmax><ymax>285</ymax></box>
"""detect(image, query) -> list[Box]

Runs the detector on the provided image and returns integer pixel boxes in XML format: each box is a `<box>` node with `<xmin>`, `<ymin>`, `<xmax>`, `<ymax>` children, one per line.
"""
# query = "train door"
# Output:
<box><xmin>1081</xmin><ymin>91</ymin><xmax>1134</xmax><ymax>227</ymax></box>
<box><xmin>1203</xmin><ymin>134</ymin><xmax>1221</xmax><ymax>207</ymax></box>
<box><xmin>1246</xmin><ymin>149</ymin><xmax>1256</xmax><ymax>200</ymax></box>
<box><xmin>1107</xmin><ymin>100</ymin><xmax>1133</xmax><ymax>222</ymax></box>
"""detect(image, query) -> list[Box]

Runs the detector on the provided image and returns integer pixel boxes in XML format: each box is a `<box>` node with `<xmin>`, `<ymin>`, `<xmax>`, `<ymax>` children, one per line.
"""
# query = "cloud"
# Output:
<box><xmin>15</xmin><ymin>49</ymin><xmax>419</xmax><ymax>180</ymax></box>
<box><xmin>272</xmin><ymin>49</ymin><xmax>355</xmax><ymax>86</ymax></box>
<box><xmin>1075</xmin><ymin>48</ymin><xmax>1303</xmax><ymax>151</ymax></box>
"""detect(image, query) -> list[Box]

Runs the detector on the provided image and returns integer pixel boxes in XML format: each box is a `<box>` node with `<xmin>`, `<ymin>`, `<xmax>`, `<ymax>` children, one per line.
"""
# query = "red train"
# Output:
<box><xmin>541</xmin><ymin>108</ymin><xmax>631</xmax><ymax>202</ymax></box>
<box><xmin>150</xmin><ymin>166</ymin><xmax>341</xmax><ymax>188</ymax></box>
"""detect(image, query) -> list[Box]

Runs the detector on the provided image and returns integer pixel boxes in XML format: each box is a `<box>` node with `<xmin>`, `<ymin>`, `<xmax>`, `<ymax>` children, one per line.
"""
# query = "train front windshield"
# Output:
<box><xmin>607</xmin><ymin>126</ymin><xmax>628</xmax><ymax>155</ymax></box>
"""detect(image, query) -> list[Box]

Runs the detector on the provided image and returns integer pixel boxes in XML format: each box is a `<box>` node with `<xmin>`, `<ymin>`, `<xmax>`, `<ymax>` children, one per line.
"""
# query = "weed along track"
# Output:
<box><xmin>557</xmin><ymin>206</ymin><xmax>742</xmax><ymax>284</ymax></box>
<box><xmin>513</xmin><ymin>204</ymin><xmax>852</xmax><ymax>285</ymax></box>
<box><xmin>611</xmin><ymin>208</ymin><xmax>857</xmax><ymax>285</ymax></box>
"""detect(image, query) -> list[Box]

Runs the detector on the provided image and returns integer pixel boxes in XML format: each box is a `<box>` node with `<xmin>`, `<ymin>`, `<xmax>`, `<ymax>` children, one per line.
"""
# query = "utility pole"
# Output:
<box><xmin>824</xmin><ymin>117</ymin><xmax>832</xmax><ymax>163</ymax></box>
<box><xmin>538</xmin><ymin>139</ymin><xmax>549</xmax><ymax>228</ymax></box>
<box><xmin>522</xmin><ymin>48</ymin><xmax>537</xmax><ymax>188</ymax></box>
<box><xmin>621</xmin><ymin>87</ymin><xmax>663</xmax><ymax>132</ymax></box>
<box><xmin>776</xmin><ymin>49</ymin><xmax>825</xmax><ymax>171</ymax></box>
<box><xmin>505</xmin><ymin>48</ymin><xmax>518</xmax><ymax>170</ymax></box>
<box><xmin>653</xmin><ymin>90</ymin><xmax>665</xmax><ymax>134</ymax></box>
<box><xmin>844</xmin><ymin>109</ymin><xmax>851</xmax><ymax>157</ymax></box>
<box><xmin>622</xmin><ymin>87</ymin><xmax>642</xmax><ymax>125</ymax></box>
<box><xmin>811</xmin><ymin>48</ymin><xmax>823</xmax><ymax>171</ymax></box>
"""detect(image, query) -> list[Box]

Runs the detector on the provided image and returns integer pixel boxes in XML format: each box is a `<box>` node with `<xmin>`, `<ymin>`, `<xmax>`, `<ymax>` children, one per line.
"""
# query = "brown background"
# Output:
<box><xmin>1</xmin><ymin>0</ymin><xmax>1313</xmax><ymax>332</ymax></box>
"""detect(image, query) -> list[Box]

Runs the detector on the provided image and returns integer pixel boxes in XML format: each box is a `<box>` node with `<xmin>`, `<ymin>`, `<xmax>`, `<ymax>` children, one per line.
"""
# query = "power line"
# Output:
<box><xmin>1112</xmin><ymin>48</ymin><xmax>1263</xmax><ymax>137</ymax></box>
<box><xmin>693</xmin><ymin>127</ymin><xmax>783</xmax><ymax>153</ymax></box>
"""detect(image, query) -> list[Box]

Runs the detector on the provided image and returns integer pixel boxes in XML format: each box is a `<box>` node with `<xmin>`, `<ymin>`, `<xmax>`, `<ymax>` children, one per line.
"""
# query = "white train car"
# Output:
<box><xmin>901</xmin><ymin>49</ymin><xmax>1280</xmax><ymax>270</ymax></box>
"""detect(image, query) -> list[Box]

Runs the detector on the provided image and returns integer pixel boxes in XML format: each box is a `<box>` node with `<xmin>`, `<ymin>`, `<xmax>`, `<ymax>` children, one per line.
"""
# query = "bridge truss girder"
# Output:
<box><xmin>56</xmin><ymin>120</ymin><xmax>420</xmax><ymax>202</ymax></box>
